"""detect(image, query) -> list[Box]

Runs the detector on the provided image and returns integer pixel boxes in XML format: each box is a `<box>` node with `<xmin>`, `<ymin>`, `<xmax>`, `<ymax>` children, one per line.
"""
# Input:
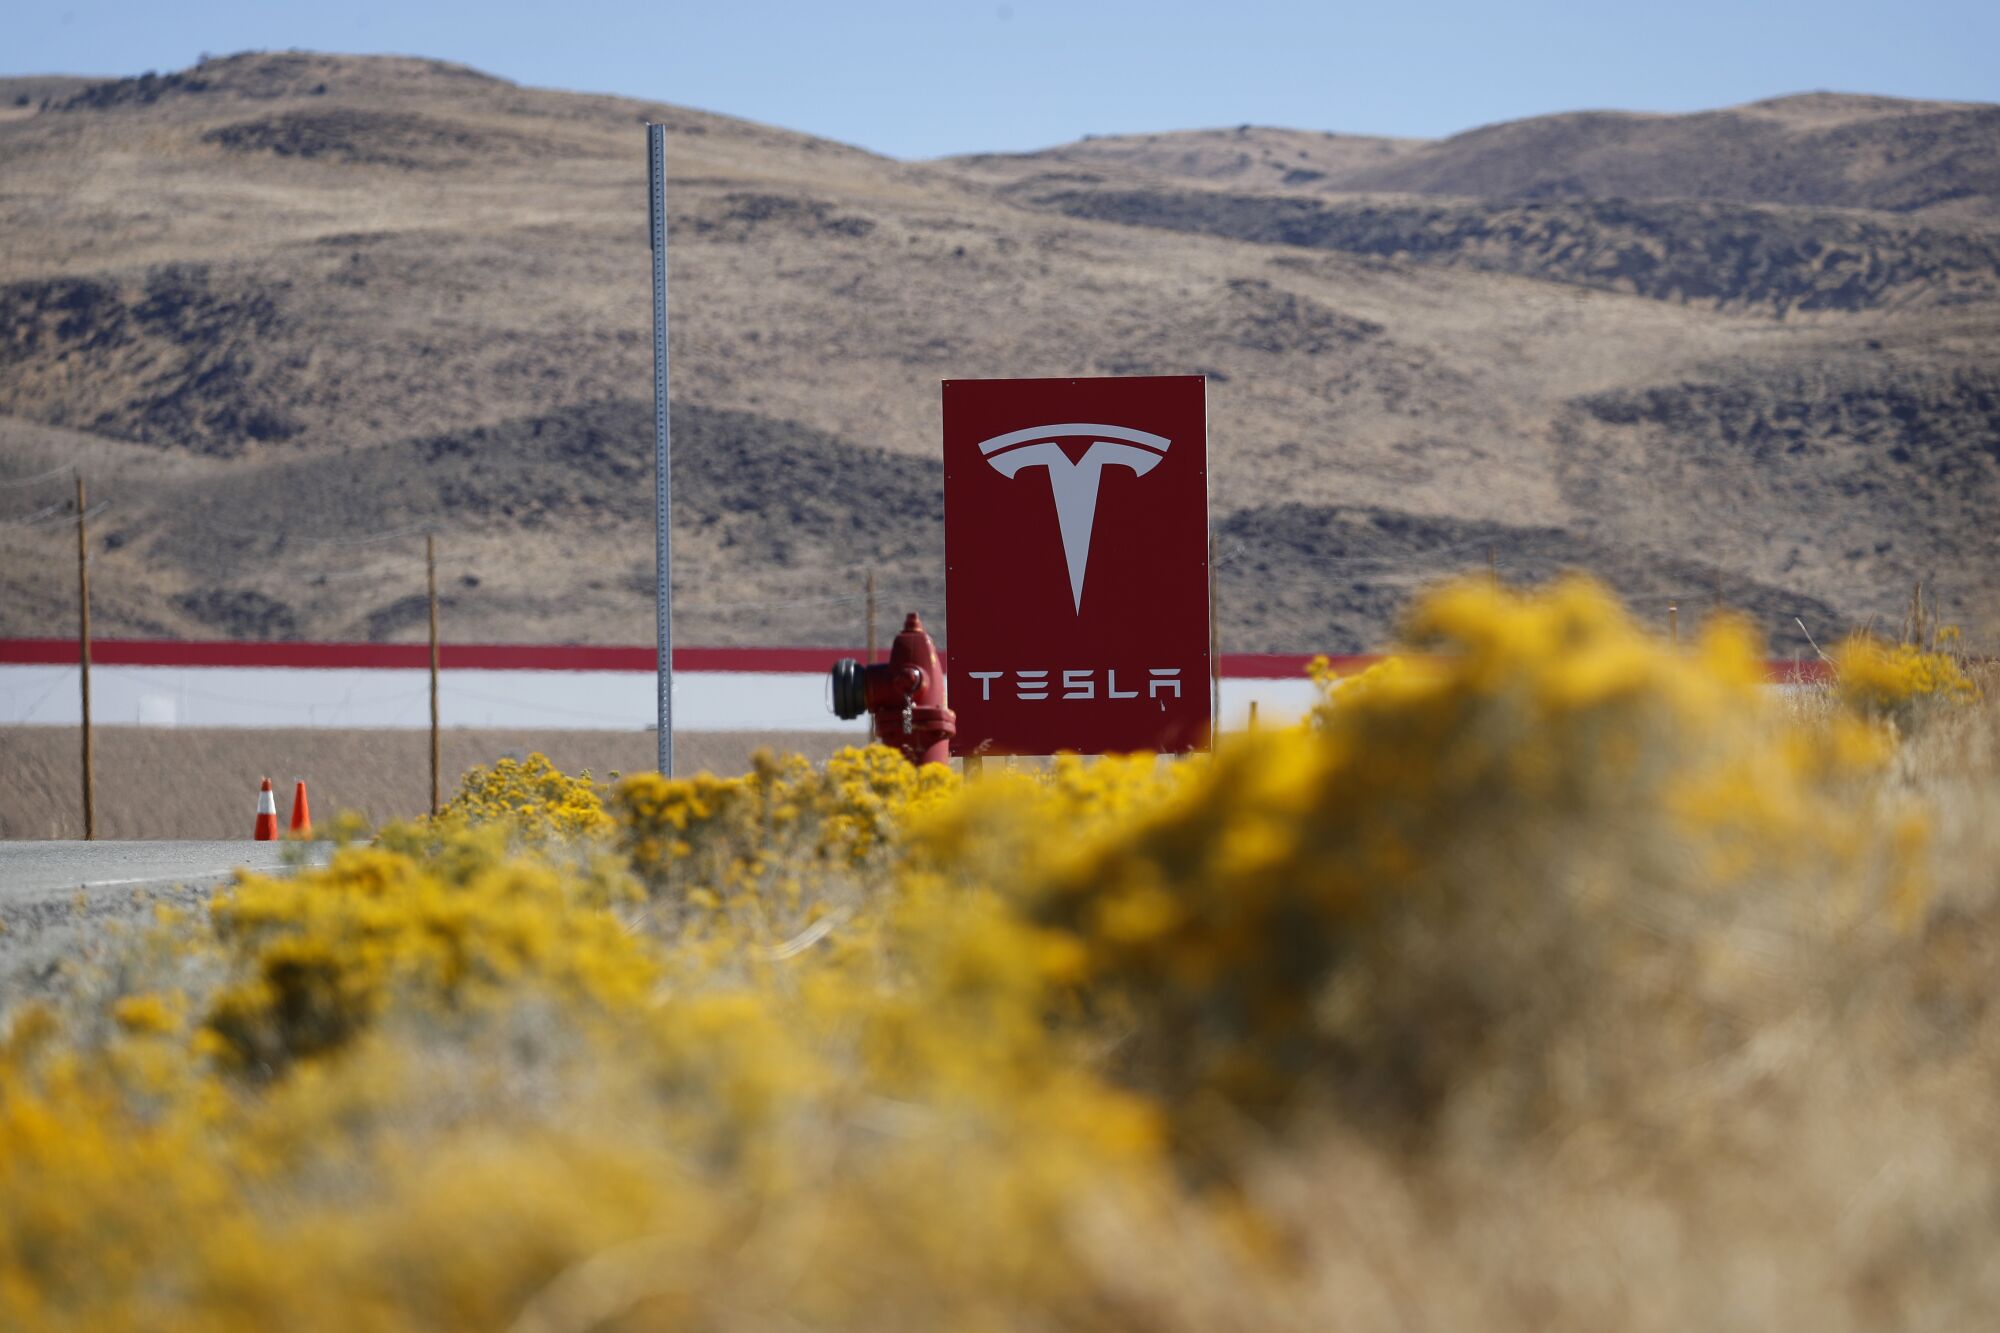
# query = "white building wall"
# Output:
<box><xmin>0</xmin><ymin>665</ymin><xmax>1322</xmax><ymax>733</ymax></box>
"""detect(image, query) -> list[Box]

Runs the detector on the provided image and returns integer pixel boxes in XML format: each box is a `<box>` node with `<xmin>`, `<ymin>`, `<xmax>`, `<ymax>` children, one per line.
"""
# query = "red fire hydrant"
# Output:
<box><xmin>830</xmin><ymin>612</ymin><xmax>956</xmax><ymax>766</ymax></box>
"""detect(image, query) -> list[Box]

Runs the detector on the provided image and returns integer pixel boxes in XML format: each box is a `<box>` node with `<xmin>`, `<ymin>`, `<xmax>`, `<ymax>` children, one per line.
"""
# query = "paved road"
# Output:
<box><xmin>0</xmin><ymin>841</ymin><xmax>329</xmax><ymax>903</ymax></box>
<box><xmin>0</xmin><ymin>841</ymin><xmax>334</xmax><ymax>999</ymax></box>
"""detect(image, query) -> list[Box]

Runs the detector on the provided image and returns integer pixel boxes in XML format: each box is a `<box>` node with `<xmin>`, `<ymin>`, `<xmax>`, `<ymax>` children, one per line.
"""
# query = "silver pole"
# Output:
<box><xmin>648</xmin><ymin>123</ymin><xmax>674</xmax><ymax>776</ymax></box>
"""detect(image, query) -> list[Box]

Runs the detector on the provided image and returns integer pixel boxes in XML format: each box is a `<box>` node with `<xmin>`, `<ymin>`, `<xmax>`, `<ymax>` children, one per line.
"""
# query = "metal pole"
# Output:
<box><xmin>864</xmin><ymin>570</ymin><xmax>878</xmax><ymax>744</ymax></box>
<box><xmin>76</xmin><ymin>474</ymin><xmax>95</xmax><ymax>841</ymax></box>
<box><xmin>648</xmin><ymin>123</ymin><xmax>674</xmax><ymax>777</ymax></box>
<box><xmin>428</xmin><ymin>533</ymin><xmax>441</xmax><ymax>817</ymax></box>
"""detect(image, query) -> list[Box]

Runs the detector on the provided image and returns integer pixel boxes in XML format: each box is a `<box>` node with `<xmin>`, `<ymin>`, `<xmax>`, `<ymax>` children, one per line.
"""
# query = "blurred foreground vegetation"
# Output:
<box><xmin>3</xmin><ymin>578</ymin><xmax>1995</xmax><ymax>1331</ymax></box>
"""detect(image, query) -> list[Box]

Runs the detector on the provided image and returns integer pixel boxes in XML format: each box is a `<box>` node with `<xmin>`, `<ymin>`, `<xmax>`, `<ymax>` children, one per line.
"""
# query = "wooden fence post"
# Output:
<box><xmin>428</xmin><ymin>534</ymin><xmax>441</xmax><ymax>817</ymax></box>
<box><xmin>76</xmin><ymin>474</ymin><xmax>95</xmax><ymax>841</ymax></box>
<box><xmin>865</xmin><ymin>570</ymin><xmax>878</xmax><ymax>744</ymax></box>
<box><xmin>865</xmin><ymin>570</ymin><xmax>877</xmax><ymax>665</ymax></box>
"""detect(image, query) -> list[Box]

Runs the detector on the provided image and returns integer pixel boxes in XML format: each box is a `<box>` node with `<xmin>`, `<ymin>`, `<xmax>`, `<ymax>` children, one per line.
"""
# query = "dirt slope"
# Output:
<box><xmin>2</xmin><ymin>52</ymin><xmax>1996</xmax><ymax>656</ymax></box>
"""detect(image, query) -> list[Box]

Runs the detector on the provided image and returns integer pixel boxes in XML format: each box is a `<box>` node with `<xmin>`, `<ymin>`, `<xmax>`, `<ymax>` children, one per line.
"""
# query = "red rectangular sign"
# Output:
<box><xmin>943</xmin><ymin>375</ymin><xmax>1211</xmax><ymax>755</ymax></box>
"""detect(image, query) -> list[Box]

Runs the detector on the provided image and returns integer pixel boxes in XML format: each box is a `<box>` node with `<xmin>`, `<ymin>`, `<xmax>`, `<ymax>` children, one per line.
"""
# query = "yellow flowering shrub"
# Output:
<box><xmin>0</xmin><ymin>825</ymin><xmax>1170</xmax><ymax>1331</ymax></box>
<box><xmin>1306</xmin><ymin>651</ymin><xmax>1412</xmax><ymax>698</ymax></box>
<box><xmin>611</xmin><ymin>744</ymin><xmax>956</xmax><ymax>916</ymax></box>
<box><xmin>1016</xmin><ymin>579</ymin><xmax>1915</xmax><ymax>1129</ymax></box>
<box><xmin>439</xmin><ymin>751</ymin><xmax>613</xmax><ymax>841</ymax></box>
<box><xmin>906</xmin><ymin>751</ymin><xmax>1192</xmax><ymax>898</ymax></box>
<box><xmin>203</xmin><ymin>827</ymin><xmax>650</xmax><ymax>1074</ymax></box>
<box><xmin>1836</xmin><ymin>633</ymin><xmax>1979</xmax><ymax>723</ymax></box>
<box><xmin>110</xmin><ymin>992</ymin><xmax>181</xmax><ymax>1036</ymax></box>
<box><xmin>2</xmin><ymin>577</ymin><xmax>1994</xmax><ymax>1330</ymax></box>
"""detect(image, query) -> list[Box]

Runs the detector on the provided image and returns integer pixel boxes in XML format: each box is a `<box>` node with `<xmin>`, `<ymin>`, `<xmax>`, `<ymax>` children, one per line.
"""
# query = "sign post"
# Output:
<box><xmin>647</xmin><ymin>124</ymin><xmax>674</xmax><ymax>776</ymax></box>
<box><xmin>943</xmin><ymin>375</ymin><xmax>1210</xmax><ymax>755</ymax></box>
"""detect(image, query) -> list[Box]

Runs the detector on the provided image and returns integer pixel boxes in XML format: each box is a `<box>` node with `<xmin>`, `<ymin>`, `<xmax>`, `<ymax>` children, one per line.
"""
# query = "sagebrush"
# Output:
<box><xmin>4</xmin><ymin>577</ymin><xmax>1996</xmax><ymax>1331</ymax></box>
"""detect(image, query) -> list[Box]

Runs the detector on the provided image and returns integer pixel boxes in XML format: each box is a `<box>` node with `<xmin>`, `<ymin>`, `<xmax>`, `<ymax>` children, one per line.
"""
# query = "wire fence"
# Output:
<box><xmin>0</xmin><ymin>462</ymin><xmax>77</xmax><ymax>490</ymax></box>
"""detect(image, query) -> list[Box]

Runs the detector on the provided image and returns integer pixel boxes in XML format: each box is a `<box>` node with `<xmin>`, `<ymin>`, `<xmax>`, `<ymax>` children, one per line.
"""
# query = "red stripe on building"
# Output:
<box><xmin>1765</xmin><ymin>658</ymin><xmax>1837</xmax><ymax>684</ymax></box>
<box><xmin>0</xmin><ymin>638</ymin><xmax>1836</xmax><ymax>683</ymax></box>
<box><xmin>0</xmin><ymin>638</ymin><xmax>852</xmax><ymax>673</ymax></box>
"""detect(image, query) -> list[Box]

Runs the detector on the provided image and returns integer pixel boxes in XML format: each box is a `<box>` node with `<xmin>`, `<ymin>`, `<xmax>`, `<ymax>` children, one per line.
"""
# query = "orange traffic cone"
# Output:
<box><xmin>289</xmin><ymin>779</ymin><xmax>312</xmax><ymax>838</ymax></box>
<box><xmin>253</xmin><ymin>777</ymin><xmax>280</xmax><ymax>841</ymax></box>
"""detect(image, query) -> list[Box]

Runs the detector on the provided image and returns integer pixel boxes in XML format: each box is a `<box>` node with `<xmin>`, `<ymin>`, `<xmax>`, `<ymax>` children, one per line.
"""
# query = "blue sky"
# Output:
<box><xmin>10</xmin><ymin>0</ymin><xmax>1996</xmax><ymax>158</ymax></box>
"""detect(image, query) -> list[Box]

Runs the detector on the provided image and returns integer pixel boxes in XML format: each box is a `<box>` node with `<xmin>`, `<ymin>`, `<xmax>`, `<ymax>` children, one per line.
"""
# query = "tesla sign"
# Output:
<box><xmin>943</xmin><ymin>375</ymin><xmax>1211</xmax><ymax>755</ymax></box>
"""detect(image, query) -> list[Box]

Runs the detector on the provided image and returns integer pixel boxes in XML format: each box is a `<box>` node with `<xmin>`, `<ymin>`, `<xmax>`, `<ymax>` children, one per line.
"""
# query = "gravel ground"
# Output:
<box><xmin>0</xmin><ymin>840</ymin><xmax>329</xmax><ymax>1007</ymax></box>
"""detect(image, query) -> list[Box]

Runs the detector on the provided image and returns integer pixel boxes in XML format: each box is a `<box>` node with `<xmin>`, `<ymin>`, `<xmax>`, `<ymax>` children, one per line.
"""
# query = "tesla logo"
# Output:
<box><xmin>977</xmin><ymin>422</ymin><xmax>1171</xmax><ymax>613</ymax></box>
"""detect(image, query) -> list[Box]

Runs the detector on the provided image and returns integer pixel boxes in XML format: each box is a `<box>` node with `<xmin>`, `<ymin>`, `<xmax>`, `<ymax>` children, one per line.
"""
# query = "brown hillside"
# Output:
<box><xmin>2</xmin><ymin>53</ymin><xmax>1996</xmax><ymax>657</ymax></box>
<box><xmin>962</xmin><ymin>93</ymin><xmax>2000</xmax><ymax>217</ymax></box>
<box><xmin>950</xmin><ymin>124</ymin><xmax>1426</xmax><ymax>194</ymax></box>
<box><xmin>1338</xmin><ymin>94</ymin><xmax>2000</xmax><ymax>217</ymax></box>
<box><xmin>0</xmin><ymin>76</ymin><xmax>104</xmax><ymax>113</ymax></box>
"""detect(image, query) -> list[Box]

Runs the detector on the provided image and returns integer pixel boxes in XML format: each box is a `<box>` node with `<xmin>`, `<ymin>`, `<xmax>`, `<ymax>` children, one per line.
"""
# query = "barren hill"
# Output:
<box><xmin>958</xmin><ymin>93</ymin><xmax>2000</xmax><ymax>216</ymax></box>
<box><xmin>2</xmin><ymin>52</ymin><xmax>1996</xmax><ymax>655</ymax></box>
